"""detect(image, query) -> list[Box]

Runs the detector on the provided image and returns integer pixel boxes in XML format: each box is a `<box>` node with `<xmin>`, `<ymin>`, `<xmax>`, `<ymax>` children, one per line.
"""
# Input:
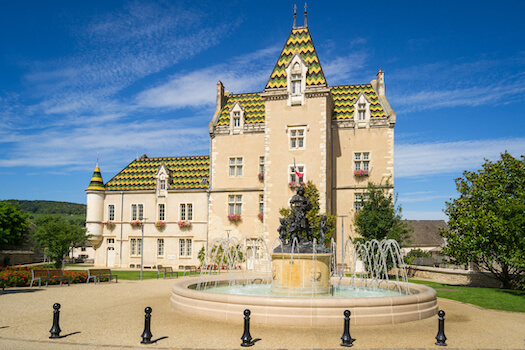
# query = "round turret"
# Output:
<box><xmin>85</xmin><ymin>163</ymin><xmax>105</xmax><ymax>246</ymax></box>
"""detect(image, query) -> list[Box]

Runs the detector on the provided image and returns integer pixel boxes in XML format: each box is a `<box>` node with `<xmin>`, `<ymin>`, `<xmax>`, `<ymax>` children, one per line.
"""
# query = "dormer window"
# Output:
<box><xmin>286</xmin><ymin>54</ymin><xmax>308</xmax><ymax>106</ymax></box>
<box><xmin>354</xmin><ymin>93</ymin><xmax>371</xmax><ymax>128</ymax></box>
<box><xmin>159</xmin><ymin>179</ymin><xmax>166</xmax><ymax>190</ymax></box>
<box><xmin>230</xmin><ymin>102</ymin><xmax>244</xmax><ymax>134</ymax></box>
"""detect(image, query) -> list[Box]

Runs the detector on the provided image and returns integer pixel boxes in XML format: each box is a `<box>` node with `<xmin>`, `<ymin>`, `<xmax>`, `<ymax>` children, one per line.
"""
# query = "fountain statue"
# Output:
<box><xmin>170</xmin><ymin>184</ymin><xmax>438</xmax><ymax>326</ymax></box>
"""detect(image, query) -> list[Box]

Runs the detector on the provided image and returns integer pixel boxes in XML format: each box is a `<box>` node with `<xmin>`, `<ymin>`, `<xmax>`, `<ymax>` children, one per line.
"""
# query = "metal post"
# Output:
<box><xmin>140</xmin><ymin>218</ymin><xmax>147</xmax><ymax>281</ymax></box>
<box><xmin>435</xmin><ymin>310</ymin><xmax>447</xmax><ymax>346</ymax></box>
<box><xmin>340</xmin><ymin>310</ymin><xmax>355</xmax><ymax>347</ymax></box>
<box><xmin>240</xmin><ymin>309</ymin><xmax>254</xmax><ymax>347</ymax></box>
<box><xmin>141</xmin><ymin>307</ymin><xmax>153</xmax><ymax>344</ymax></box>
<box><xmin>49</xmin><ymin>303</ymin><xmax>61</xmax><ymax>339</ymax></box>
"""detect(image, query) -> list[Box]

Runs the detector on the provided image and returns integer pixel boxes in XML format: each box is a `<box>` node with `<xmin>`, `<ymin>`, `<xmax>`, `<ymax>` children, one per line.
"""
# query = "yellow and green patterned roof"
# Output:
<box><xmin>265</xmin><ymin>27</ymin><xmax>326</xmax><ymax>90</ymax></box>
<box><xmin>105</xmin><ymin>156</ymin><xmax>209</xmax><ymax>191</ymax></box>
<box><xmin>331</xmin><ymin>84</ymin><xmax>387</xmax><ymax>120</ymax></box>
<box><xmin>216</xmin><ymin>93</ymin><xmax>265</xmax><ymax>127</ymax></box>
<box><xmin>86</xmin><ymin>166</ymin><xmax>105</xmax><ymax>191</ymax></box>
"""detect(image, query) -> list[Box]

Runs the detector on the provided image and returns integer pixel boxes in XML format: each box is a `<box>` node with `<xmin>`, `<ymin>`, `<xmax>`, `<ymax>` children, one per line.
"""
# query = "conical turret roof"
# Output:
<box><xmin>265</xmin><ymin>26</ymin><xmax>327</xmax><ymax>90</ymax></box>
<box><xmin>86</xmin><ymin>163</ymin><xmax>105</xmax><ymax>191</ymax></box>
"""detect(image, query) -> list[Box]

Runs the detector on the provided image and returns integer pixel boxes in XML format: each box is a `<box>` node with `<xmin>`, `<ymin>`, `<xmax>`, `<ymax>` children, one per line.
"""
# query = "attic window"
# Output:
<box><xmin>233</xmin><ymin>111</ymin><xmax>240</xmax><ymax>127</ymax></box>
<box><xmin>358</xmin><ymin>103</ymin><xmax>366</xmax><ymax>121</ymax></box>
<box><xmin>291</xmin><ymin>74</ymin><xmax>302</xmax><ymax>95</ymax></box>
<box><xmin>159</xmin><ymin>179</ymin><xmax>166</xmax><ymax>190</ymax></box>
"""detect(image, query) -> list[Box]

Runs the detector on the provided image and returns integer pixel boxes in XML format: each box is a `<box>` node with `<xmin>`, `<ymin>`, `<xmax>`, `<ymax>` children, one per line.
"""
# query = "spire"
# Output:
<box><xmin>86</xmin><ymin>162</ymin><xmax>105</xmax><ymax>191</ymax></box>
<box><xmin>265</xmin><ymin>25</ymin><xmax>327</xmax><ymax>90</ymax></box>
<box><xmin>293</xmin><ymin>4</ymin><xmax>297</xmax><ymax>28</ymax></box>
<box><xmin>304</xmin><ymin>3</ymin><xmax>308</xmax><ymax>27</ymax></box>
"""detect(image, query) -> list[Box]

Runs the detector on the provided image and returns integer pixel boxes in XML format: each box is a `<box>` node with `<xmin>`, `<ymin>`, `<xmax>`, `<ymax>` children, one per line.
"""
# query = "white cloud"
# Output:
<box><xmin>402</xmin><ymin>211</ymin><xmax>447</xmax><ymax>221</ymax></box>
<box><xmin>396</xmin><ymin>138</ymin><xmax>525</xmax><ymax>178</ymax></box>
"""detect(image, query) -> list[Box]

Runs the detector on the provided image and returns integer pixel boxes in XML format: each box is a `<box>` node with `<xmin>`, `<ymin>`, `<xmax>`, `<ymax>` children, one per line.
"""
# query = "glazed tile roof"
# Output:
<box><xmin>331</xmin><ymin>84</ymin><xmax>387</xmax><ymax>120</ymax></box>
<box><xmin>86</xmin><ymin>166</ymin><xmax>105</xmax><ymax>191</ymax></box>
<box><xmin>216</xmin><ymin>93</ymin><xmax>265</xmax><ymax>127</ymax></box>
<box><xmin>265</xmin><ymin>27</ymin><xmax>326</xmax><ymax>90</ymax></box>
<box><xmin>104</xmin><ymin>156</ymin><xmax>209</xmax><ymax>191</ymax></box>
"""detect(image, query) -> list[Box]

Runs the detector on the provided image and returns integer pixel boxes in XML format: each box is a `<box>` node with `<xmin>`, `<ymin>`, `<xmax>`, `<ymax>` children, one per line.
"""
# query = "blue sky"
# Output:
<box><xmin>1</xmin><ymin>0</ymin><xmax>524</xmax><ymax>221</ymax></box>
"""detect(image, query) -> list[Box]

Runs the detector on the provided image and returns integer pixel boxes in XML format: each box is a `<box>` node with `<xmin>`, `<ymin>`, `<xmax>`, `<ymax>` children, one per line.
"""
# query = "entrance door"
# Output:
<box><xmin>107</xmin><ymin>247</ymin><xmax>115</xmax><ymax>267</ymax></box>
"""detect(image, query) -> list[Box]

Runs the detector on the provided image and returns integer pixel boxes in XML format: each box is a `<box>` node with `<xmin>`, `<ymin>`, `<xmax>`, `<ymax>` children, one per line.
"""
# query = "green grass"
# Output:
<box><xmin>110</xmin><ymin>270</ymin><xmax>182</xmax><ymax>280</ymax></box>
<box><xmin>410</xmin><ymin>279</ymin><xmax>525</xmax><ymax>313</ymax></box>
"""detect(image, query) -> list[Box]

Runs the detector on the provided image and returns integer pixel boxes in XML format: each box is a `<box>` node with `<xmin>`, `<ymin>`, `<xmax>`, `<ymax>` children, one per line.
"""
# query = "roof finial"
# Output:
<box><xmin>293</xmin><ymin>4</ymin><xmax>297</xmax><ymax>28</ymax></box>
<box><xmin>96</xmin><ymin>152</ymin><xmax>99</xmax><ymax>168</ymax></box>
<box><xmin>304</xmin><ymin>3</ymin><xmax>308</xmax><ymax>27</ymax></box>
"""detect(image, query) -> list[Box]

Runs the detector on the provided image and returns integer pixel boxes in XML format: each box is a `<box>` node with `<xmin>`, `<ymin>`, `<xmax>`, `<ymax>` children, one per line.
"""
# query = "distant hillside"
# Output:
<box><xmin>4</xmin><ymin>200</ymin><xmax>86</xmax><ymax>216</ymax></box>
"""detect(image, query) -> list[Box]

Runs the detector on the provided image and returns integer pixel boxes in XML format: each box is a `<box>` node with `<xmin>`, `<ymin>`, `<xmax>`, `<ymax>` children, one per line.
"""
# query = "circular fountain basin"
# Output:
<box><xmin>170</xmin><ymin>275</ymin><xmax>438</xmax><ymax>326</ymax></box>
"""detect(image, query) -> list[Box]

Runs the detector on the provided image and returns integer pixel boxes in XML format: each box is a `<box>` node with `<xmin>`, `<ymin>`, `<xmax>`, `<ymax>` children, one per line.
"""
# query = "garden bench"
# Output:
<box><xmin>30</xmin><ymin>269</ymin><xmax>70</xmax><ymax>288</ymax></box>
<box><xmin>157</xmin><ymin>266</ymin><xmax>178</xmax><ymax>279</ymax></box>
<box><xmin>180</xmin><ymin>265</ymin><xmax>197</xmax><ymax>277</ymax></box>
<box><xmin>86</xmin><ymin>268</ymin><xmax>118</xmax><ymax>284</ymax></box>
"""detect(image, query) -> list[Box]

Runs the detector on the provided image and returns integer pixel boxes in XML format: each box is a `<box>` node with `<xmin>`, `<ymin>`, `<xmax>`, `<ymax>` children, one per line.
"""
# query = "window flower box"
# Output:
<box><xmin>289</xmin><ymin>181</ymin><xmax>305</xmax><ymax>189</ymax></box>
<box><xmin>130</xmin><ymin>221</ymin><xmax>141</xmax><ymax>228</ymax></box>
<box><xmin>155</xmin><ymin>221</ymin><xmax>166</xmax><ymax>229</ymax></box>
<box><xmin>353</xmin><ymin>169</ymin><xmax>369</xmax><ymax>177</ymax></box>
<box><xmin>257</xmin><ymin>212</ymin><xmax>263</xmax><ymax>221</ymax></box>
<box><xmin>258</xmin><ymin>172</ymin><xmax>264</xmax><ymax>180</ymax></box>
<box><xmin>227</xmin><ymin>213</ymin><xmax>242</xmax><ymax>223</ymax></box>
<box><xmin>177</xmin><ymin>220</ymin><xmax>192</xmax><ymax>228</ymax></box>
<box><xmin>104</xmin><ymin>221</ymin><xmax>115</xmax><ymax>230</ymax></box>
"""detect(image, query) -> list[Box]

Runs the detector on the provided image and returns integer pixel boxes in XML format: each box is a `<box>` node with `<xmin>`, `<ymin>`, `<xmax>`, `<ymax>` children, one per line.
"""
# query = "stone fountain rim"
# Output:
<box><xmin>172</xmin><ymin>274</ymin><xmax>437</xmax><ymax>307</ymax></box>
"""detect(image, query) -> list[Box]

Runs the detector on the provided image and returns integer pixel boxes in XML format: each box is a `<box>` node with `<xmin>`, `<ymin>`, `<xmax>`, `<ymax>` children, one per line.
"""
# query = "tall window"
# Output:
<box><xmin>131</xmin><ymin>204</ymin><xmax>144</xmax><ymax>221</ymax></box>
<box><xmin>233</xmin><ymin>111</ymin><xmax>241</xmax><ymax>127</ymax></box>
<box><xmin>108</xmin><ymin>205</ymin><xmax>115</xmax><ymax>221</ymax></box>
<box><xmin>259</xmin><ymin>156</ymin><xmax>265</xmax><ymax>174</ymax></box>
<box><xmin>358</xmin><ymin>103</ymin><xmax>366</xmax><ymax>121</ymax></box>
<box><xmin>354</xmin><ymin>193</ymin><xmax>370</xmax><ymax>212</ymax></box>
<box><xmin>354</xmin><ymin>152</ymin><xmax>370</xmax><ymax>172</ymax></box>
<box><xmin>290</xmin><ymin>128</ymin><xmax>305</xmax><ymax>149</ymax></box>
<box><xmin>228</xmin><ymin>195</ymin><xmax>242</xmax><ymax>215</ymax></box>
<box><xmin>180</xmin><ymin>203</ymin><xmax>193</xmax><ymax>220</ymax></box>
<box><xmin>291</xmin><ymin>74</ymin><xmax>301</xmax><ymax>95</ymax></box>
<box><xmin>259</xmin><ymin>194</ymin><xmax>264</xmax><ymax>214</ymax></box>
<box><xmin>159</xmin><ymin>179</ymin><xmax>166</xmax><ymax>190</ymax></box>
<box><xmin>289</xmin><ymin>165</ymin><xmax>305</xmax><ymax>183</ymax></box>
<box><xmin>158</xmin><ymin>204</ymin><xmax>165</xmax><ymax>221</ymax></box>
<box><xmin>131</xmin><ymin>238</ymin><xmax>142</xmax><ymax>256</ymax></box>
<box><xmin>180</xmin><ymin>238</ymin><xmax>192</xmax><ymax>257</ymax></box>
<box><xmin>157</xmin><ymin>239</ymin><xmax>164</xmax><ymax>256</ymax></box>
<box><xmin>229</xmin><ymin>157</ymin><xmax>243</xmax><ymax>177</ymax></box>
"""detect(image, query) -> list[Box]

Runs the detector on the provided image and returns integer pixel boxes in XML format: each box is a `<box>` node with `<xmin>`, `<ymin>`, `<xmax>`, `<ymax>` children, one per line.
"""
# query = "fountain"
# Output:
<box><xmin>170</xmin><ymin>185</ymin><xmax>438</xmax><ymax>326</ymax></box>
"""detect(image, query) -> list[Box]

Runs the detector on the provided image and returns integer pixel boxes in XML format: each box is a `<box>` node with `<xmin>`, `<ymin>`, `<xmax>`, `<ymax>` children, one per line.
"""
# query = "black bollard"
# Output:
<box><xmin>240</xmin><ymin>309</ymin><xmax>254</xmax><ymax>347</ymax></box>
<box><xmin>141</xmin><ymin>307</ymin><xmax>153</xmax><ymax>344</ymax></box>
<box><xmin>340</xmin><ymin>310</ymin><xmax>355</xmax><ymax>347</ymax></box>
<box><xmin>435</xmin><ymin>310</ymin><xmax>447</xmax><ymax>346</ymax></box>
<box><xmin>49</xmin><ymin>303</ymin><xmax>61</xmax><ymax>339</ymax></box>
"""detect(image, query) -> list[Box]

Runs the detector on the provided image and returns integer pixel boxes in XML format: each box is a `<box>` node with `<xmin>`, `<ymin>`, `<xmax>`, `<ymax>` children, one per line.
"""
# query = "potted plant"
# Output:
<box><xmin>130</xmin><ymin>221</ymin><xmax>141</xmax><ymax>227</ymax></box>
<box><xmin>104</xmin><ymin>221</ymin><xmax>115</xmax><ymax>229</ymax></box>
<box><xmin>257</xmin><ymin>213</ymin><xmax>263</xmax><ymax>221</ymax></box>
<box><xmin>155</xmin><ymin>221</ymin><xmax>166</xmax><ymax>229</ymax></box>
<box><xmin>227</xmin><ymin>213</ymin><xmax>242</xmax><ymax>223</ymax></box>
<box><xmin>177</xmin><ymin>220</ymin><xmax>192</xmax><ymax>228</ymax></box>
<box><xmin>353</xmin><ymin>169</ymin><xmax>369</xmax><ymax>177</ymax></box>
<box><xmin>258</xmin><ymin>172</ymin><xmax>264</xmax><ymax>180</ymax></box>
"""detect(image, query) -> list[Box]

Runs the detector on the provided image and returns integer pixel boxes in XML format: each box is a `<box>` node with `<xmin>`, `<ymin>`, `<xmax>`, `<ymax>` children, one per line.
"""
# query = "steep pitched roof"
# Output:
<box><xmin>265</xmin><ymin>27</ymin><xmax>326</xmax><ymax>90</ymax></box>
<box><xmin>403</xmin><ymin>220</ymin><xmax>448</xmax><ymax>247</ymax></box>
<box><xmin>86</xmin><ymin>166</ymin><xmax>105</xmax><ymax>191</ymax></box>
<box><xmin>331</xmin><ymin>84</ymin><xmax>387</xmax><ymax>120</ymax></box>
<box><xmin>216</xmin><ymin>93</ymin><xmax>265</xmax><ymax>127</ymax></box>
<box><xmin>105</xmin><ymin>156</ymin><xmax>209</xmax><ymax>191</ymax></box>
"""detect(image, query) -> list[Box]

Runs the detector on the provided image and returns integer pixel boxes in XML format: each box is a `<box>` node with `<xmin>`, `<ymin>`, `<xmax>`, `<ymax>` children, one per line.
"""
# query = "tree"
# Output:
<box><xmin>441</xmin><ymin>152</ymin><xmax>525</xmax><ymax>290</ymax></box>
<box><xmin>279</xmin><ymin>181</ymin><xmax>337</xmax><ymax>246</ymax></box>
<box><xmin>0</xmin><ymin>201</ymin><xmax>29</xmax><ymax>250</ymax></box>
<box><xmin>32</xmin><ymin>216</ymin><xmax>87</xmax><ymax>268</ymax></box>
<box><xmin>353</xmin><ymin>181</ymin><xmax>410</xmax><ymax>243</ymax></box>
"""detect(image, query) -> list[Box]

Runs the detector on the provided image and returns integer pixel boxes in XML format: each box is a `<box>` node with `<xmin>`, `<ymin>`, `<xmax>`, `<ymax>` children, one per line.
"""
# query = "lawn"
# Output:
<box><xmin>112</xmin><ymin>270</ymin><xmax>182</xmax><ymax>280</ymax></box>
<box><xmin>410</xmin><ymin>279</ymin><xmax>525</xmax><ymax>313</ymax></box>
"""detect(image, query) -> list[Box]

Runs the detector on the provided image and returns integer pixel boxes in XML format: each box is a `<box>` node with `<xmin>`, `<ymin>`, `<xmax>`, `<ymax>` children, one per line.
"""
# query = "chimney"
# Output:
<box><xmin>376</xmin><ymin>68</ymin><xmax>385</xmax><ymax>96</ymax></box>
<box><xmin>216</xmin><ymin>81</ymin><xmax>225</xmax><ymax>112</ymax></box>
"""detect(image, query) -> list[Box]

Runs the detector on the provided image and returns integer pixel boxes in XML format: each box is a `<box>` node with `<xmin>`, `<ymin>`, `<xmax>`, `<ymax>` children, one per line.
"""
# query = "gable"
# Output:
<box><xmin>105</xmin><ymin>156</ymin><xmax>209</xmax><ymax>191</ymax></box>
<box><xmin>331</xmin><ymin>84</ymin><xmax>387</xmax><ymax>120</ymax></box>
<box><xmin>265</xmin><ymin>27</ymin><xmax>326</xmax><ymax>90</ymax></box>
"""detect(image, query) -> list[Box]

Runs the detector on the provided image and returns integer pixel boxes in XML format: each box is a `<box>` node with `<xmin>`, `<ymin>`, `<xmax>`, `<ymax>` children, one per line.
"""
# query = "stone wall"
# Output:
<box><xmin>407</xmin><ymin>265</ymin><xmax>502</xmax><ymax>288</ymax></box>
<box><xmin>0</xmin><ymin>251</ymin><xmax>35</xmax><ymax>267</ymax></box>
